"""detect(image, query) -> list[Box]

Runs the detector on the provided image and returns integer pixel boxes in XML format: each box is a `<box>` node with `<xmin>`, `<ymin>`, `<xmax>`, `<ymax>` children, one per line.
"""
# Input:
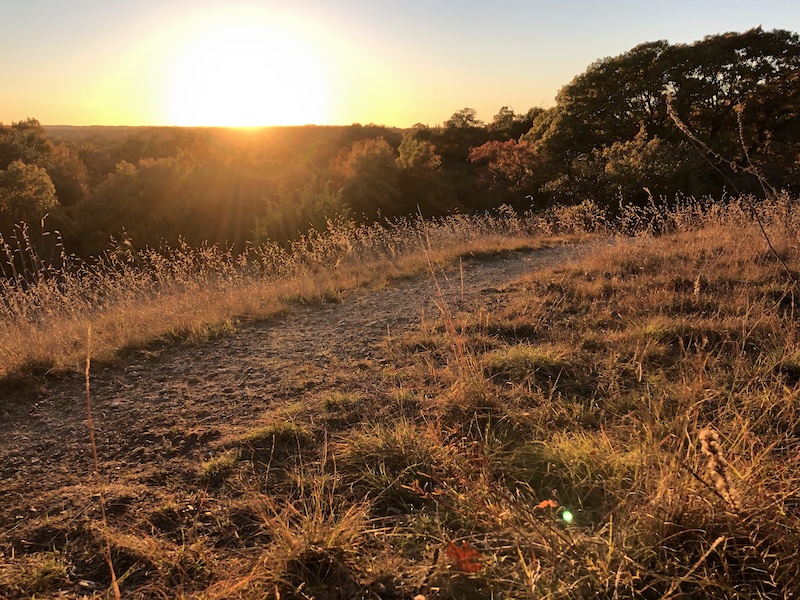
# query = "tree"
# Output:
<box><xmin>0</xmin><ymin>160</ymin><xmax>58</xmax><ymax>236</ymax></box>
<box><xmin>490</xmin><ymin>106</ymin><xmax>517</xmax><ymax>134</ymax></box>
<box><xmin>397</xmin><ymin>134</ymin><xmax>441</xmax><ymax>170</ymax></box>
<box><xmin>488</xmin><ymin>106</ymin><xmax>543</xmax><ymax>141</ymax></box>
<box><xmin>445</xmin><ymin>107</ymin><xmax>483</xmax><ymax>129</ymax></box>
<box><xmin>334</xmin><ymin>137</ymin><xmax>401</xmax><ymax>218</ymax></box>
<box><xmin>468</xmin><ymin>140</ymin><xmax>539</xmax><ymax>204</ymax></box>
<box><xmin>44</xmin><ymin>143</ymin><xmax>89</xmax><ymax>207</ymax></box>
<box><xmin>523</xmin><ymin>28</ymin><xmax>800</xmax><ymax>204</ymax></box>
<box><xmin>599</xmin><ymin>132</ymin><xmax>702</xmax><ymax>202</ymax></box>
<box><xmin>71</xmin><ymin>157</ymin><xmax>195</xmax><ymax>253</ymax></box>
<box><xmin>396</xmin><ymin>133</ymin><xmax>453</xmax><ymax>215</ymax></box>
<box><xmin>533</xmin><ymin>40</ymin><xmax>672</xmax><ymax>159</ymax></box>
<box><xmin>0</xmin><ymin>118</ymin><xmax>91</xmax><ymax>207</ymax></box>
<box><xmin>255</xmin><ymin>179</ymin><xmax>348</xmax><ymax>244</ymax></box>
<box><xmin>71</xmin><ymin>160</ymin><xmax>140</xmax><ymax>253</ymax></box>
<box><xmin>418</xmin><ymin>108</ymin><xmax>492</xmax><ymax>210</ymax></box>
<box><xmin>0</xmin><ymin>119</ymin><xmax>54</xmax><ymax>170</ymax></box>
<box><xmin>665</xmin><ymin>28</ymin><xmax>800</xmax><ymax>186</ymax></box>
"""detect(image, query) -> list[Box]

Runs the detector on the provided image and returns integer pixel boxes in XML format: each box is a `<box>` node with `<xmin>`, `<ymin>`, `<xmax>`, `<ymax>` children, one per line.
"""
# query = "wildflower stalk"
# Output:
<box><xmin>698</xmin><ymin>428</ymin><xmax>740</xmax><ymax>512</ymax></box>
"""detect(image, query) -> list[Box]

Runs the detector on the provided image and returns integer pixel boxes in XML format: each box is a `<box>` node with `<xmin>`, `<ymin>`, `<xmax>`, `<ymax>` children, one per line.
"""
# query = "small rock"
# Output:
<box><xmin>76</xmin><ymin>579</ymin><xmax>104</xmax><ymax>592</ymax></box>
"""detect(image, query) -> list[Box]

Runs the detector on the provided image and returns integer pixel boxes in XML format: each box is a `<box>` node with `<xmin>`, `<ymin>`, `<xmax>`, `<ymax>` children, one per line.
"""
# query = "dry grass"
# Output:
<box><xmin>0</xmin><ymin>208</ymin><xmax>574</xmax><ymax>383</ymax></box>
<box><xmin>6</xmin><ymin>195</ymin><xmax>800</xmax><ymax>597</ymax></box>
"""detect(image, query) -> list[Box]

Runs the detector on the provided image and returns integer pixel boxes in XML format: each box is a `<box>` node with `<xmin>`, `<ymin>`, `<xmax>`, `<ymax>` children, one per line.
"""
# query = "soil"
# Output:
<box><xmin>0</xmin><ymin>242</ymin><xmax>593</xmax><ymax>592</ymax></box>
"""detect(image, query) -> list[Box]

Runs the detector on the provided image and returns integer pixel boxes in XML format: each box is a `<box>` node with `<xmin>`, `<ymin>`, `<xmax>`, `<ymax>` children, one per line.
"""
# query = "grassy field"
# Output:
<box><xmin>3</xmin><ymin>197</ymin><xmax>800</xmax><ymax>598</ymax></box>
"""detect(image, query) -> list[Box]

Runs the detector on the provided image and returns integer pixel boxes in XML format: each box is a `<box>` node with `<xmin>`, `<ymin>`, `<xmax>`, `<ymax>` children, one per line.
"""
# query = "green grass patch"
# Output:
<box><xmin>199</xmin><ymin>449</ymin><xmax>240</xmax><ymax>485</ymax></box>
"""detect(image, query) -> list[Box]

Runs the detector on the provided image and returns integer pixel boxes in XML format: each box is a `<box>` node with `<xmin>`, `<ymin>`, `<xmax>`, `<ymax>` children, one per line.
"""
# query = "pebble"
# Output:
<box><xmin>76</xmin><ymin>580</ymin><xmax>104</xmax><ymax>592</ymax></box>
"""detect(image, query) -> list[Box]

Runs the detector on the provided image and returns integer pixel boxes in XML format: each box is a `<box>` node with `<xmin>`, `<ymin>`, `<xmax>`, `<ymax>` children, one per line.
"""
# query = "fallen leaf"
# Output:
<box><xmin>446</xmin><ymin>541</ymin><xmax>483</xmax><ymax>572</ymax></box>
<box><xmin>535</xmin><ymin>499</ymin><xmax>558</xmax><ymax>509</ymax></box>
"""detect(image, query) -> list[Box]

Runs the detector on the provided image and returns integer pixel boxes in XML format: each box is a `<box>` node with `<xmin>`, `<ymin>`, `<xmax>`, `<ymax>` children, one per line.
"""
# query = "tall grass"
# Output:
<box><xmin>375</xmin><ymin>193</ymin><xmax>800</xmax><ymax>597</ymax></box>
<box><xmin>4</xmin><ymin>194</ymin><xmax>797</xmax><ymax>382</ymax></box>
<box><xmin>0</xmin><ymin>207</ymin><xmax>571</xmax><ymax>381</ymax></box>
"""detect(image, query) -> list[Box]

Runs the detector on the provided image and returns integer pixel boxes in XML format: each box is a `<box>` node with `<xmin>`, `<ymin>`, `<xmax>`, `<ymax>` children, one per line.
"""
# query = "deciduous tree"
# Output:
<box><xmin>524</xmin><ymin>28</ymin><xmax>800</xmax><ymax>204</ymax></box>
<box><xmin>0</xmin><ymin>119</ymin><xmax>54</xmax><ymax>170</ymax></box>
<box><xmin>468</xmin><ymin>139</ymin><xmax>539</xmax><ymax>203</ymax></box>
<box><xmin>0</xmin><ymin>160</ymin><xmax>58</xmax><ymax>236</ymax></box>
<box><xmin>335</xmin><ymin>137</ymin><xmax>401</xmax><ymax>218</ymax></box>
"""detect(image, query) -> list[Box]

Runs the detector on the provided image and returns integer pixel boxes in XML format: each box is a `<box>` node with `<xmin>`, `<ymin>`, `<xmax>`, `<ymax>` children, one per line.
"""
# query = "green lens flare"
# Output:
<box><xmin>561</xmin><ymin>509</ymin><xmax>574</xmax><ymax>524</ymax></box>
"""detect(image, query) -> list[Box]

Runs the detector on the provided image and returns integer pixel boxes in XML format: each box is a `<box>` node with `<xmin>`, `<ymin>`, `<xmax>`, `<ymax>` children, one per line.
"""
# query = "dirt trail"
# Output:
<box><xmin>0</xmin><ymin>243</ymin><xmax>593</xmax><ymax>524</ymax></box>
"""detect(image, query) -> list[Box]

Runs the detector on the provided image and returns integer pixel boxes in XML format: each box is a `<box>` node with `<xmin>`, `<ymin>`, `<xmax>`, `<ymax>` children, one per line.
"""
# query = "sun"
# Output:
<box><xmin>166</xmin><ymin>16</ymin><xmax>329</xmax><ymax>127</ymax></box>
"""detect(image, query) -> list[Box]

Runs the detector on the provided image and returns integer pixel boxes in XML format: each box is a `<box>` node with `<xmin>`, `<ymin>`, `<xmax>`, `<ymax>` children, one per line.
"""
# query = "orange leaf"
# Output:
<box><xmin>535</xmin><ymin>499</ymin><xmax>558</xmax><ymax>509</ymax></box>
<box><xmin>446</xmin><ymin>541</ymin><xmax>483</xmax><ymax>573</ymax></box>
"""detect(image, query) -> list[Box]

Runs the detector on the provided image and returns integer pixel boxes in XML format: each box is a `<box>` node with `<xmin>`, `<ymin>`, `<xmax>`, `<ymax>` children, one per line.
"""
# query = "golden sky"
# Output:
<box><xmin>3</xmin><ymin>1</ymin><xmax>800</xmax><ymax>127</ymax></box>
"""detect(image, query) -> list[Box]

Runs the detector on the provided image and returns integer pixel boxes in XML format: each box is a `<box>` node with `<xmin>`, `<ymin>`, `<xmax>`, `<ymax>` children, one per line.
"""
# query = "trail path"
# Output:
<box><xmin>0</xmin><ymin>243</ymin><xmax>593</xmax><ymax>526</ymax></box>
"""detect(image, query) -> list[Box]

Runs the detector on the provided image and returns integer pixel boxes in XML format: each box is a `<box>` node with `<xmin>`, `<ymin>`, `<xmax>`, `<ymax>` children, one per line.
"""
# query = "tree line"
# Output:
<box><xmin>1</xmin><ymin>27</ymin><xmax>798</xmax><ymax>257</ymax></box>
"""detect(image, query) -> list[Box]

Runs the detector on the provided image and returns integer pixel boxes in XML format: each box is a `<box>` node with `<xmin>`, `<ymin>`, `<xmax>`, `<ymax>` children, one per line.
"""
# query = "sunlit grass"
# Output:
<box><xmin>6</xmin><ymin>195</ymin><xmax>800</xmax><ymax>597</ymax></box>
<box><xmin>0</xmin><ymin>208</ymin><xmax>577</xmax><ymax>382</ymax></box>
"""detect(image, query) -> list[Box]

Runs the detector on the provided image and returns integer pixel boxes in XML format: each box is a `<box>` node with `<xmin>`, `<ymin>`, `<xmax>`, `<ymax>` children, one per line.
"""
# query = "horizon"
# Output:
<box><xmin>37</xmin><ymin>123</ymin><xmax>409</xmax><ymax>130</ymax></box>
<box><xmin>4</xmin><ymin>1</ymin><xmax>800</xmax><ymax>128</ymax></box>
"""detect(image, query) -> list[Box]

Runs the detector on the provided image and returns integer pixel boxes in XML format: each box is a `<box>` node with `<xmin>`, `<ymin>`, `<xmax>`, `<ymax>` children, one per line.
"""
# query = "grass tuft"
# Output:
<box><xmin>199</xmin><ymin>449</ymin><xmax>240</xmax><ymax>485</ymax></box>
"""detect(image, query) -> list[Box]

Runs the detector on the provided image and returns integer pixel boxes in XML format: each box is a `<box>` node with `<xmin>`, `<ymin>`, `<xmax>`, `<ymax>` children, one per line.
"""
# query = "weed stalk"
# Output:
<box><xmin>84</xmin><ymin>326</ymin><xmax>122</xmax><ymax>600</ymax></box>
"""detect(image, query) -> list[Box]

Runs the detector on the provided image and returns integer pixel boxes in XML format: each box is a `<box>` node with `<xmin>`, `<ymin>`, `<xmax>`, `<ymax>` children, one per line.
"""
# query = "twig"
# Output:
<box><xmin>666</xmin><ymin>95</ymin><xmax>796</xmax><ymax>286</ymax></box>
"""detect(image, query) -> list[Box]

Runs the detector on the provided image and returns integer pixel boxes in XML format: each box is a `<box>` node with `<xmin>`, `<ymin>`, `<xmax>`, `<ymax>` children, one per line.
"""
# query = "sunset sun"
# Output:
<box><xmin>166</xmin><ymin>17</ymin><xmax>329</xmax><ymax>127</ymax></box>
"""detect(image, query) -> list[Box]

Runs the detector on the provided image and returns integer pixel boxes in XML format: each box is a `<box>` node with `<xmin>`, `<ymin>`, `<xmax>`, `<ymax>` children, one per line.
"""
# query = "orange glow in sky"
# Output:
<box><xmin>3</xmin><ymin>1</ymin><xmax>799</xmax><ymax>127</ymax></box>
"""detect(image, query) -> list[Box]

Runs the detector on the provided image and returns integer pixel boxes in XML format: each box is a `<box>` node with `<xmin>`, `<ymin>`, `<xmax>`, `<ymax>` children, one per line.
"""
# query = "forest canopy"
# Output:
<box><xmin>1</xmin><ymin>27</ymin><xmax>798</xmax><ymax>257</ymax></box>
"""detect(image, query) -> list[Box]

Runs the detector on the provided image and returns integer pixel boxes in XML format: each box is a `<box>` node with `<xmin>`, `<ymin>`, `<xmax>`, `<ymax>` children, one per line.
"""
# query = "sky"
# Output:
<box><xmin>2</xmin><ymin>0</ymin><xmax>800</xmax><ymax>128</ymax></box>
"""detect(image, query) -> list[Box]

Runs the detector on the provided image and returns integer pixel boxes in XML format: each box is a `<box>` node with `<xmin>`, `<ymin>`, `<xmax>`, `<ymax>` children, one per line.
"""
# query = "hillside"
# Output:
<box><xmin>3</xmin><ymin>199</ymin><xmax>800</xmax><ymax>598</ymax></box>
